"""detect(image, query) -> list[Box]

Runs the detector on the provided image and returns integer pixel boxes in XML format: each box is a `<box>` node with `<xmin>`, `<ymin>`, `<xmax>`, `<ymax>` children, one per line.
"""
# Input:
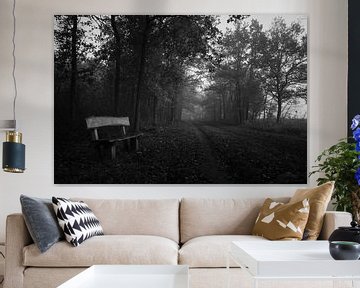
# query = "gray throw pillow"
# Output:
<box><xmin>20</xmin><ymin>195</ymin><xmax>64</xmax><ymax>253</ymax></box>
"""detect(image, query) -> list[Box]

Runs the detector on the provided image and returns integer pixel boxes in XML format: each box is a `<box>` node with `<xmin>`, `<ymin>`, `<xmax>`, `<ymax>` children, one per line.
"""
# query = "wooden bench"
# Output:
<box><xmin>85</xmin><ymin>116</ymin><xmax>143</xmax><ymax>160</ymax></box>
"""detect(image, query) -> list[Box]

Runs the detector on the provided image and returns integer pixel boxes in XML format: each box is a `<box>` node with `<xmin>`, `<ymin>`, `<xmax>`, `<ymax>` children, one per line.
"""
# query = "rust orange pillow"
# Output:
<box><xmin>252</xmin><ymin>198</ymin><xmax>310</xmax><ymax>240</ymax></box>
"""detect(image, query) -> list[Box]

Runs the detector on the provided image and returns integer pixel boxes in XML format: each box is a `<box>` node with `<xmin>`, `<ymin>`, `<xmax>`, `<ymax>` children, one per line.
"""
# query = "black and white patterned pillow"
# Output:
<box><xmin>52</xmin><ymin>197</ymin><xmax>104</xmax><ymax>247</ymax></box>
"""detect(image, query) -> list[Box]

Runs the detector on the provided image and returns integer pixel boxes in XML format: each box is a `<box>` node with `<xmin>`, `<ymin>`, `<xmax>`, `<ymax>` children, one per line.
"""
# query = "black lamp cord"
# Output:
<box><xmin>12</xmin><ymin>0</ymin><xmax>18</xmax><ymax>126</ymax></box>
<box><xmin>1</xmin><ymin>0</ymin><xmax>17</xmax><ymax>278</ymax></box>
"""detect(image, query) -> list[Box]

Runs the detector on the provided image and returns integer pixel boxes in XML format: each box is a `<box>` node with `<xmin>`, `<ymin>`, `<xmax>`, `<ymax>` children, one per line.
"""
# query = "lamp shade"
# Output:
<box><xmin>2</xmin><ymin>131</ymin><xmax>25</xmax><ymax>173</ymax></box>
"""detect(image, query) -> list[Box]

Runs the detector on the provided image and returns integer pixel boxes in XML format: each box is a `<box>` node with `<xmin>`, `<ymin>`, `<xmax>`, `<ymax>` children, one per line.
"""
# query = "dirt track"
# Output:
<box><xmin>188</xmin><ymin>121</ymin><xmax>306</xmax><ymax>184</ymax></box>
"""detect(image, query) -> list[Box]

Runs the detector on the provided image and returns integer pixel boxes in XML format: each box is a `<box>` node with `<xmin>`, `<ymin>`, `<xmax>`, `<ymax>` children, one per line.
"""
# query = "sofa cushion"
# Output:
<box><xmin>20</xmin><ymin>195</ymin><xmax>64</xmax><ymax>253</ymax></box>
<box><xmin>290</xmin><ymin>181</ymin><xmax>334</xmax><ymax>240</ymax></box>
<box><xmin>179</xmin><ymin>235</ymin><xmax>267</xmax><ymax>268</ymax></box>
<box><xmin>180</xmin><ymin>198</ymin><xmax>289</xmax><ymax>243</ymax></box>
<box><xmin>52</xmin><ymin>197</ymin><xmax>104</xmax><ymax>247</ymax></box>
<box><xmin>72</xmin><ymin>198</ymin><xmax>179</xmax><ymax>243</ymax></box>
<box><xmin>23</xmin><ymin>235</ymin><xmax>178</xmax><ymax>267</ymax></box>
<box><xmin>252</xmin><ymin>198</ymin><xmax>310</xmax><ymax>240</ymax></box>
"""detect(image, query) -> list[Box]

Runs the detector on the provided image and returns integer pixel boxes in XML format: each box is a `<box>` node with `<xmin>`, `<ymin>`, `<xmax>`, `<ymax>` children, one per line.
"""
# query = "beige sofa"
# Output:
<box><xmin>4</xmin><ymin>198</ymin><xmax>352</xmax><ymax>288</ymax></box>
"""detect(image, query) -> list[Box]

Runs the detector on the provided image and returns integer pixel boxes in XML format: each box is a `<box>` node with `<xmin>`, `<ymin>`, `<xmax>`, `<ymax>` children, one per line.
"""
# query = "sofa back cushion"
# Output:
<box><xmin>180</xmin><ymin>198</ymin><xmax>289</xmax><ymax>243</ymax></box>
<box><xmin>72</xmin><ymin>198</ymin><xmax>179</xmax><ymax>243</ymax></box>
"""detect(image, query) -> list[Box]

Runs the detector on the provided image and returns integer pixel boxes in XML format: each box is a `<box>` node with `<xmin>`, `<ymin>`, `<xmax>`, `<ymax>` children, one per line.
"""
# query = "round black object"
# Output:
<box><xmin>2</xmin><ymin>141</ymin><xmax>25</xmax><ymax>172</ymax></box>
<box><xmin>329</xmin><ymin>224</ymin><xmax>360</xmax><ymax>244</ymax></box>
<box><xmin>351</xmin><ymin>221</ymin><xmax>358</xmax><ymax>227</ymax></box>
<box><xmin>329</xmin><ymin>241</ymin><xmax>360</xmax><ymax>260</ymax></box>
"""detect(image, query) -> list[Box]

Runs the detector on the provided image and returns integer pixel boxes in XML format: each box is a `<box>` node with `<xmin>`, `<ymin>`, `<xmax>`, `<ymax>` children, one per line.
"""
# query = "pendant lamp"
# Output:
<box><xmin>1</xmin><ymin>0</ymin><xmax>25</xmax><ymax>173</ymax></box>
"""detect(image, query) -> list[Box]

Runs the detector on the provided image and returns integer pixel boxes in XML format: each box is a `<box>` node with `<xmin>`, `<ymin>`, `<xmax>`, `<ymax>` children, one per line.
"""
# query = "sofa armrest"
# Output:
<box><xmin>318</xmin><ymin>211</ymin><xmax>352</xmax><ymax>240</ymax></box>
<box><xmin>4</xmin><ymin>213</ymin><xmax>33</xmax><ymax>288</ymax></box>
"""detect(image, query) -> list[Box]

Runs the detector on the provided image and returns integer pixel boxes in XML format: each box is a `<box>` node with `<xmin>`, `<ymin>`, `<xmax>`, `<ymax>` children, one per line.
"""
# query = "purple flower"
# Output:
<box><xmin>352</xmin><ymin>115</ymin><xmax>360</xmax><ymax>130</ymax></box>
<box><xmin>353</xmin><ymin>128</ymin><xmax>360</xmax><ymax>142</ymax></box>
<box><xmin>351</xmin><ymin>115</ymin><xmax>360</xmax><ymax>186</ymax></box>
<box><xmin>356</xmin><ymin>167</ymin><xmax>360</xmax><ymax>186</ymax></box>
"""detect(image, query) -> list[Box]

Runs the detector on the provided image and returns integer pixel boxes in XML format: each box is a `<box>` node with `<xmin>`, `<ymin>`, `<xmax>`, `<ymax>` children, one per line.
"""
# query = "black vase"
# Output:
<box><xmin>329</xmin><ymin>241</ymin><xmax>360</xmax><ymax>260</ymax></box>
<box><xmin>328</xmin><ymin>221</ymin><xmax>360</xmax><ymax>244</ymax></box>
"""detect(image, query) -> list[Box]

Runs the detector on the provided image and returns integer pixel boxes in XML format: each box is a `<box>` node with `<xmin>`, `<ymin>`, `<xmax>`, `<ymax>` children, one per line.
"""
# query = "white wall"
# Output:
<box><xmin>0</xmin><ymin>0</ymin><xmax>348</xmax><ymax>242</ymax></box>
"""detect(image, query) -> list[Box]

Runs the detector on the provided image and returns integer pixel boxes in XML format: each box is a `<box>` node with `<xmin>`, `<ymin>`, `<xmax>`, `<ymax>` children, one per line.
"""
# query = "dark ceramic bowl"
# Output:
<box><xmin>329</xmin><ymin>241</ymin><xmax>360</xmax><ymax>260</ymax></box>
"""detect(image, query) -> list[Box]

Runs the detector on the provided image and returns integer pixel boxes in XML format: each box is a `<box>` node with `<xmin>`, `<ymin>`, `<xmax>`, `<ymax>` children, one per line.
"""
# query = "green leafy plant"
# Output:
<box><xmin>310</xmin><ymin>115</ymin><xmax>360</xmax><ymax>221</ymax></box>
<box><xmin>310</xmin><ymin>140</ymin><xmax>359</xmax><ymax>211</ymax></box>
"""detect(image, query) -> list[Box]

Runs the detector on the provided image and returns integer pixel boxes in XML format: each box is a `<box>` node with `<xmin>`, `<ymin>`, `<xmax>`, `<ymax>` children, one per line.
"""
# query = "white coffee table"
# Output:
<box><xmin>57</xmin><ymin>265</ymin><xmax>189</xmax><ymax>288</ymax></box>
<box><xmin>228</xmin><ymin>241</ymin><xmax>360</xmax><ymax>288</ymax></box>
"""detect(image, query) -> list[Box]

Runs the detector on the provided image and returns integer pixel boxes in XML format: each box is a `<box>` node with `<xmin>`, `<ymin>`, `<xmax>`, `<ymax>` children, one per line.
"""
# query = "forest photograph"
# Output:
<box><xmin>54</xmin><ymin>14</ymin><xmax>307</xmax><ymax>184</ymax></box>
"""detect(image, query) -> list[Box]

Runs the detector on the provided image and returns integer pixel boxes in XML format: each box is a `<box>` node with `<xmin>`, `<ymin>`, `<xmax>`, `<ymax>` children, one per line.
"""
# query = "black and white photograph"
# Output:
<box><xmin>54</xmin><ymin>14</ymin><xmax>307</xmax><ymax>184</ymax></box>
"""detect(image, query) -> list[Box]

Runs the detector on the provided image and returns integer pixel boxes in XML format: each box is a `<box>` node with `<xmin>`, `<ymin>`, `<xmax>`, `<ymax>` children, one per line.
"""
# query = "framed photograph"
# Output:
<box><xmin>54</xmin><ymin>14</ymin><xmax>307</xmax><ymax>184</ymax></box>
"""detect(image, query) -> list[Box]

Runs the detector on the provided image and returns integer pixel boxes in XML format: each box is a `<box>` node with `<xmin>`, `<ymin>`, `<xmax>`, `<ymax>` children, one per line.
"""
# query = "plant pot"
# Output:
<box><xmin>329</xmin><ymin>221</ymin><xmax>360</xmax><ymax>244</ymax></box>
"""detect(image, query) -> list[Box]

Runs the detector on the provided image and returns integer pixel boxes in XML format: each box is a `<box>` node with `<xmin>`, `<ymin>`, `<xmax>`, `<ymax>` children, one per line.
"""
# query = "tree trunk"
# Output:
<box><xmin>133</xmin><ymin>16</ymin><xmax>150</xmax><ymax>132</ymax></box>
<box><xmin>263</xmin><ymin>94</ymin><xmax>267</xmax><ymax>119</ymax></box>
<box><xmin>276</xmin><ymin>96</ymin><xmax>282</xmax><ymax>123</ymax></box>
<box><xmin>238</xmin><ymin>86</ymin><xmax>244</xmax><ymax>124</ymax></box>
<box><xmin>170</xmin><ymin>103</ymin><xmax>175</xmax><ymax>124</ymax></box>
<box><xmin>167</xmin><ymin>102</ymin><xmax>172</xmax><ymax>124</ymax></box>
<box><xmin>111</xmin><ymin>16</ymin><xmax>121</xmax><ymax>115</ymax></box>
<box><xmin>213</xmin><ymin>99</ymin><xmax>216</xmax><ymax>121</ymax></box>
<box><xmin>176</xmin><ymin>89</ymin><xmax>183</xmax><ymax>122</ymax></box>
<box><xmin>219</xmin><ymin>95</ymin><xmax>223</xmax><ymax>120</ymax></box>
<box><xmin>70</xmin><ymin>16</ymin><xmax>78</xmax><ymax>120</ymax></box>
<box><xmin>235</xmin><ymin>82</ymin><xmax>242</xmax><ymax>124</ymax></box>
<box><xmin>245</xmin><ymin>90</ymin><xmax>250</xmax><ymax>122</ymax></box>
<box><xmin>222</xmin><ymin>92</ymin><xmax>226</xmax><ymax>120</ymax></box>
<box><xmin>170</xmin><ymin>89</ymin><xmax>177</xmax><ymax>124</ymax></box>
<box><xmin>172</xmin><ymin>80</ymin><xmax>182</xmax><ymax>124</ymax></box>
<box><xmin>152</xmin><ymin>96</ymin><xmax>157</xmax><ymax>126</ymax></box>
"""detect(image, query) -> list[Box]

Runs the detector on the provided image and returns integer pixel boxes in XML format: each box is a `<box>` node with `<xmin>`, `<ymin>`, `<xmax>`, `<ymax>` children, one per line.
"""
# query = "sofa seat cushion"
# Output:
<box><xmin>23</xmin><ymin>235</ymin><xmax>178</xmax><ymax>267</ymax></box>
<box><xmin>179</xmin><ymin>235</ymin><xmax>267</xmax><ymax>268</ymax></box>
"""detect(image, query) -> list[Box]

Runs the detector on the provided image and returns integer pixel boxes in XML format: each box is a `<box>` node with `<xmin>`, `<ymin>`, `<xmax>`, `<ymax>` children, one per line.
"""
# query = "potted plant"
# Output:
<box><xmin>310</xmin><ymin>115</ymin><xmax>360</xmax><ymax>222</ymax></box>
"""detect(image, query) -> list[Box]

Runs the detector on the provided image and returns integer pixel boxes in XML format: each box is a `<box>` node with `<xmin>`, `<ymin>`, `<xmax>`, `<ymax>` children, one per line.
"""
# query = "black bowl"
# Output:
<box><xmin>329</xmin><ymin>241</ymin><xmax>360</xmax><ymax>260</ymax></box>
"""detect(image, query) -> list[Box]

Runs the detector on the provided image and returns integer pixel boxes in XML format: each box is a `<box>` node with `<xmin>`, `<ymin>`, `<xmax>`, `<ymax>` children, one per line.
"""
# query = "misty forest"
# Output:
<box><xmin>54</xmin><ymin>15</ymin><xmax>307</xmax><ymax>184</ymax></box>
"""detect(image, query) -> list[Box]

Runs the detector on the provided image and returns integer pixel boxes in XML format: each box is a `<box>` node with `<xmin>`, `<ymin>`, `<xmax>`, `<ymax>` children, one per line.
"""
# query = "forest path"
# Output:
<box><xmin>189</xmin><ymin>120</ymin><xmax>260</xmax><ymax>183</ymax></box>
<box><xmin>185</xmin><ymin>121</ymin><xmax>230</xmax><ymax>183</ymax></box>
<box><xmin>187</xmin><ymin>120</ymin><xmax>307</xmax><ymax>184</ymax></box>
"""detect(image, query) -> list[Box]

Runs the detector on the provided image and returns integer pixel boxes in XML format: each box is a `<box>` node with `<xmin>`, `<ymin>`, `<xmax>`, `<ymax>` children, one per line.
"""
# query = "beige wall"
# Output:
<box><xmin>0</xmin><ymin>0</ymin><xmax>347</xmax><ymax>242</ymax></box>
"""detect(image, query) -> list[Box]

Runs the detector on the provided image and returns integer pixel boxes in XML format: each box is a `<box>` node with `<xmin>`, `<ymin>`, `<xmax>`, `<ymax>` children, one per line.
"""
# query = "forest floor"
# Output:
<box><xmin>55</xmin><ymin>120</ymin><xmax>307</xmax><ymax>184</ymax></box>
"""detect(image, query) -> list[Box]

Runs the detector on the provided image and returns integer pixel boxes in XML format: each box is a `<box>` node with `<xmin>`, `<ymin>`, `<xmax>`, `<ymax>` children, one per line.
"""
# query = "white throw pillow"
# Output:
<box><xmin>52</xmin><ymin>197</ymin><xmax>103</xmax><ymax>246</ymax></box>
